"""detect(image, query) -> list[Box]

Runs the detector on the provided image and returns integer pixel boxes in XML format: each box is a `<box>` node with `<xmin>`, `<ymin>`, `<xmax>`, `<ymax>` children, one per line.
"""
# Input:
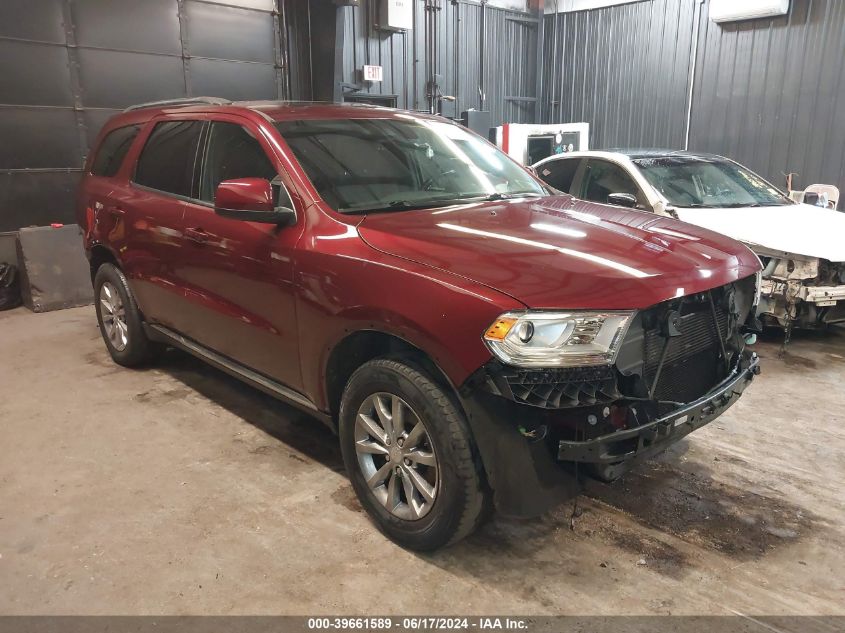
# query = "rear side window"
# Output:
<box><xmin>91</xmin><ymin>125</ymin><xmax>141</xmax><ymax>177</ymax></box>
<box><xmin>134</xmin><ymin>120</ymin><xmax>204</xmax><ymax>197</ymax></box>
<box><xmin>537</xmin><ymin>158</ymin><xmax>580</xmax><ymax>193</ymax></box>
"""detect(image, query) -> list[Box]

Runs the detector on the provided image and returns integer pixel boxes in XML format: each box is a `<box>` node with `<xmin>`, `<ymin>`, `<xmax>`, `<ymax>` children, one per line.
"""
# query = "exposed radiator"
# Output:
<box><xmin>643</xmin><ymin>305</ymin><xmax>728</xmax><ymax>403</ymax></box>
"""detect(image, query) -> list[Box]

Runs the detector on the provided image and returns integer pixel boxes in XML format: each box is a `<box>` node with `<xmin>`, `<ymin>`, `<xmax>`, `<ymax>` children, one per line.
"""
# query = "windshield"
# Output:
<box><xmin>274</xmin><ymin>117</ymin><xmax>546</xmax><ymax>213</ymax></box>
<box><xmin>632</xmin><ymin>156</ymin><xmax>792</xmax><ymax>208</ymax></box>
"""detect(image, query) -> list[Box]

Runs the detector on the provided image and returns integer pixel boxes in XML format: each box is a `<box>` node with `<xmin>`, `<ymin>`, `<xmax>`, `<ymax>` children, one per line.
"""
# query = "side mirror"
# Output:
<box><xmin>214</xmin><ymin>178</ymin><xmax>296</xmax><ymax>225</ymax></box>
<box><xmin>653</xmin><ymin>199</ymin><xmax>678</xmax><ymax>218</ymax></box>
<box><xmin>803</xmin><ymin>191</ymin><xmax>822</xmax><ymax>207</ymax></box>
<box><xmin>607</xmin><ymin>192</ymin><xmax>638</xmax><ymax>208</ymax></box>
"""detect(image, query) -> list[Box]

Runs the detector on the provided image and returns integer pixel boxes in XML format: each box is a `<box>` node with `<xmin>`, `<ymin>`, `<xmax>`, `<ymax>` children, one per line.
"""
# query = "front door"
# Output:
<box><xmin>177</xmin><ymin>119</ymin><xmax>304</xmax><ymax>390</ymax></box>
<box><xmin>575</xmin><ymin>158</ymin><xmax>651</xmax><ymax>210</ymax></box>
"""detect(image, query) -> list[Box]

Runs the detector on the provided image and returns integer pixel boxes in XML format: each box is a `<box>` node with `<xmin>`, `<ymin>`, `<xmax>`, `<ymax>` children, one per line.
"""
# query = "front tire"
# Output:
<box><xmin>93</xmin><ymin>263</ymin><xmax>159</xmax><ymax>367</ymax></box>
<box><xmin>339</xmin><ymin>359</ymin><xmax>489</xmax><ymax>550</ymax></box>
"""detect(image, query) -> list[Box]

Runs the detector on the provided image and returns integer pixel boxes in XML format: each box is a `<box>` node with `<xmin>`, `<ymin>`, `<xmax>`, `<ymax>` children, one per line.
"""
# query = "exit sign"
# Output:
<box><xmin>363</xmin><ymin>65</ymin><xmax>383</xmax><ymax>82</ymax></box>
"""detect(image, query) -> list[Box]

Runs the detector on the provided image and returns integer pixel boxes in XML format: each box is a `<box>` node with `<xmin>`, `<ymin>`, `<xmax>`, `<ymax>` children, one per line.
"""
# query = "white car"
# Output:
<box><xmin>532</xmin><ymin>150</ymin><xmax>845</xmax><ymax>331</ymax></box>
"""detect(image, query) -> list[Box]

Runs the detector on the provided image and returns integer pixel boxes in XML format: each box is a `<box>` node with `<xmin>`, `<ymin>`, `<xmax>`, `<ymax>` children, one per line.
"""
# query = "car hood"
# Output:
<box><xmin>674</xmin><ymin>203</ymin><xmax>845</xmax><ymax>262</ymax></box>
<box><xmin>357</xmin><ymin>196</ymin><xmax>761</xmax><ymax>310</ymax></box>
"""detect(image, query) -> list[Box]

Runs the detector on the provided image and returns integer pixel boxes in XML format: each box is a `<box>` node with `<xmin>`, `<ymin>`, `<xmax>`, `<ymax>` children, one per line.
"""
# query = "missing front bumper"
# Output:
<box><xmin>761</xmin><ymin>277</ymin><xmax>845</xmax><ymax>305</ymax></box>
<box><xmin>557</xmin><ymin>352</ymin><xmax>760</xmax><ymax>464</ymax></box>
<box><xmin>800</xmin><ymin>284</ymin><xmax>845</xmax><ymax>304</ymax></box>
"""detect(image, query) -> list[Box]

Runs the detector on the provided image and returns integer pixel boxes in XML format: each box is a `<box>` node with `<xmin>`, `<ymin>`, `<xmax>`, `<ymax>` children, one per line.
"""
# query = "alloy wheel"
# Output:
<box><xmin>99</xmin><ymin>281</ymin><xmax>128</xmax><ymax>351</ymax></box>
<box><xmin>354</xmin><ymin>392</ymin><xmax>439</xmax><ymax>520</ymax></box>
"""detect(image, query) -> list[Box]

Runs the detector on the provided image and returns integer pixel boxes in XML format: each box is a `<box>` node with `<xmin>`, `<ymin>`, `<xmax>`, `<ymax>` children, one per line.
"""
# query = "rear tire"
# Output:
<box><xmin>339</xmin><ymin>358</ymin><xmax>489</xmax><ymax>550</ymax></box>
<box><xmin>93</xmin><ymin>263</ymin><xmax>160</xmax><ymax>367</ymax></box>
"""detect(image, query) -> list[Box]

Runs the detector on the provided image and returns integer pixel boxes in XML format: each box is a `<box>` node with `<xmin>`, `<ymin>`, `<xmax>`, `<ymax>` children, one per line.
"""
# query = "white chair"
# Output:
<box><xmin>804</xmin><ymin>184</ymin><xmax>840</xmax><ymax>210</ymax></box>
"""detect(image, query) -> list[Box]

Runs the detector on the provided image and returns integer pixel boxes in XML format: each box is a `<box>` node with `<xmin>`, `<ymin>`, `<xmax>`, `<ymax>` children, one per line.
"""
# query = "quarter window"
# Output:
<box><xmin>91</xmin><ymin>125</ymin><xmax>141</xmax><ymax>177</ymax></box>
<box><xmin>134</xmin><ymin>120</ymin><xmax>204</xmax><ymax>198</ymax></box>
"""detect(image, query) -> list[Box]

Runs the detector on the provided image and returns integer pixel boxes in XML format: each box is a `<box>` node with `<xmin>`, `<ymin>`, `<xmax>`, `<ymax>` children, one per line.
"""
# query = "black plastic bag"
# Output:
<box><xmin>0</xmin><ymin>262</ymin><xmax>22</xmax><ymax>311</ymax></box>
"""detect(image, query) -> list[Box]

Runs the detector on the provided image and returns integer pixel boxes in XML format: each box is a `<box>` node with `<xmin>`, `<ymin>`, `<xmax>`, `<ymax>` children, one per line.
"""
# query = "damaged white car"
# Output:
<box><xmin>532</xmin><ymin>150</ymin><xmax>845</xmax><ymax>331</ymax></box>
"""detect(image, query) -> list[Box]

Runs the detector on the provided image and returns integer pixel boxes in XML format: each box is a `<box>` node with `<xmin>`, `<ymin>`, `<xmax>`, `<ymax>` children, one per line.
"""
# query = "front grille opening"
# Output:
<box><xmin>644</xmin><ymin>304</ymin><xmax>727</xmax><ymax>402</ymax></box>
<box><xmin>620</xmin><ymin>288</ymin><xmax>738</xmax><ymax>406</ymax></box>
<box><xmin>651</xmin><ymin>348</ymin><xmax>719</xmax><ymax>402</ymax></box>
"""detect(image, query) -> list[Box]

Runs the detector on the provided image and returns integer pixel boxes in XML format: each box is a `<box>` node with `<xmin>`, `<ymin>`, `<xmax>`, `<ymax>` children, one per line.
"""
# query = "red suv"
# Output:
<box><xmin>77</xmin><ymin>98</ymin><xmax>762</xmax><ymax>550</ymax></box>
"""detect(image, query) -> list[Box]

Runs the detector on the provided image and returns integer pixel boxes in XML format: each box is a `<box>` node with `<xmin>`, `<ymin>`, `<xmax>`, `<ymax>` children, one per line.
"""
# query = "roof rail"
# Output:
<box><xmin>123</xmin><ymin>96</ymin><xmax>232</xmax><ymax>112</ymax></box>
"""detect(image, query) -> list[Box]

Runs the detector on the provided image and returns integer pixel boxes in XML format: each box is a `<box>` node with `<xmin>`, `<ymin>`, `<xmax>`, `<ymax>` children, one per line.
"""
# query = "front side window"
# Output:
<box><xmin>134</xmin><ymin>120</ymin><xmax>204</xmax><ymax>198</ymax></box>
<box><xmin>199</xmin><ymin>122</ymin><xmax>287</xmax><ymax>206</ymax></box>
<box><xmin>91</xmin><ymin>124</ymin><xmax>141</xmax><ymax>177</ymax></box>
<box><xmin>275</xmin><ymin>117</ymin><xmax>546</xmax><ymax>213</ymax></box>
<box><xmin>579</xmin><ymin>159</ymin><xmax>645</xmax><ymax>207</ymax></box>
<box><xmin>632</xmin><ymin>156</ymin><xmax>792</xmax><ymax>208</ymax></box>
<box><xmin>536</xmin><ymin>158</ymin><xmax>581</xmax><ymax>193</ymax></box>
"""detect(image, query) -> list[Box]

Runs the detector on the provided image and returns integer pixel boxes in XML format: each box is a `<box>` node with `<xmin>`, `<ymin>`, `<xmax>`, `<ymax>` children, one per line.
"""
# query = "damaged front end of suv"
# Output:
<box><xmin>756</xmin><ymin>249</ymin><xmax>845</xmax><ymax>334</ymax></box>
<box><xmin>459</xmin><ymin>275</ymin><xmax>760</xmax><ymax>517</ymax></box>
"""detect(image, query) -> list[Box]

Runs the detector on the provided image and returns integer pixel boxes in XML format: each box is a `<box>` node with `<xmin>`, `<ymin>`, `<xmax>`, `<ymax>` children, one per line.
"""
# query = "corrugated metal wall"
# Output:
<box><xmin>340</xmin><ymin>0</ymin><xmax>541</xmax><ymax>126</ymax></box>
<box><xmin>689</xmin><ymin>0</ymin><xmax>845</xmax><ymax>196</ymax></box>
<box><xmin>542</xmin><ymin>0</ymin><xmax>696</xmax><ymax>149</ymax></box>
<box><xmin>542</xmin><ymin>0</ymin><xmax>845</xmax><ymax>196</ymax></box>
<box><xmin>4</xmin><ymin>0</ymin><xmax>841</xmax><ymax>233</ymax></box>
<box><xmin>0</xmin><ymin>0</ymin><xmax>301</xmax><ymax>232</ymax></box>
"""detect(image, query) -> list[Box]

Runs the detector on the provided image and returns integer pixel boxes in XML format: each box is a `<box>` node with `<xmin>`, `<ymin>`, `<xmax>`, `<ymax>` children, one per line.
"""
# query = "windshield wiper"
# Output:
<box><xmin>482</xmin><ymin>191</ymin><xmax>544</xmax><ymax>201</ymax></box>
<box><xmin>341</xmin><ymin>191</ymin><xmax>545</xmax><ymax>215</ymax></box>
<box><xmin>342</xmin><ymin>198</ymin><xmax>470</xmax><ymax>215</ymax></box>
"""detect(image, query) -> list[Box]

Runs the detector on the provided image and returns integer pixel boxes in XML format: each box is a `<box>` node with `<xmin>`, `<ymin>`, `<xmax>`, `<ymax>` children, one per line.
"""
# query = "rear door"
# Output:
<box><xmin>79</xmin><ymin>123</ymin><xmax>143</xmax><ymax>243</ymax></box>
<box><xmin>120</xmin><ymin>118</ymin><xmax>206</xmax><ymax>330</ymax></box>
<box><xmin>177</xmin><ymin>117</ymin><xmax>305</xmax><ymax>388</ymax></box>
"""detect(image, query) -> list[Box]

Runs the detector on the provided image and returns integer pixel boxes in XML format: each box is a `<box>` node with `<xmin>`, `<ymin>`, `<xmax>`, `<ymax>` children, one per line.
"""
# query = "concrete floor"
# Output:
<box><xmin>0</xmin><ymin>305</ymin><xmax>843</xmax><ymax>616</ymax></box>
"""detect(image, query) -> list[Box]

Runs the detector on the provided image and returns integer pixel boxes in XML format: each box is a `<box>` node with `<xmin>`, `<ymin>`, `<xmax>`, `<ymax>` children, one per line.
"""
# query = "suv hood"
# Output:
<box><xmin>675</xmin><ymin>203</ymin><xmax>845</xmax><ymax>262</ymax></box>
<box><xmin>358</xmin><ymin>196</ymin><xmax>761</xmax><ymax>310</ymax></box>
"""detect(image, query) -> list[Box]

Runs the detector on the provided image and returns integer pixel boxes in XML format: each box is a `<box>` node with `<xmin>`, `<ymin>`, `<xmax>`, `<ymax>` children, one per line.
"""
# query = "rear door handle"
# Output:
<box><xmin>185</xmin><ymin>227</ymin><xmax>209</xmax><ymax>244</ymax></box>
<box><xmin>107</xmin><ymin>206</ymin><xmax>125</xmax><ymax>217</ymax></box>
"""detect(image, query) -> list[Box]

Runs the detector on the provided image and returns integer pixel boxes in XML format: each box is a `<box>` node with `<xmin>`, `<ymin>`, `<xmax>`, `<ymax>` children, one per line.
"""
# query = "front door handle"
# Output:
<box><xmin>107</xmin><ymin>206</ymin><xmax>125</xmax><ymax>217</ymax></box>
<box><xmin>185</xmin><ymin>227</ymin><xmax>209</xmax><ymax>244</ymax></box>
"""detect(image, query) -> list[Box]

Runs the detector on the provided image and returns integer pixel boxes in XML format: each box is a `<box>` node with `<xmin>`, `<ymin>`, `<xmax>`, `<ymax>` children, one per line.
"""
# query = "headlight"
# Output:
<box><xmin>483</xmin><ymin>311</ymin><xmax>634</xmax><ymax>368</ymax></box>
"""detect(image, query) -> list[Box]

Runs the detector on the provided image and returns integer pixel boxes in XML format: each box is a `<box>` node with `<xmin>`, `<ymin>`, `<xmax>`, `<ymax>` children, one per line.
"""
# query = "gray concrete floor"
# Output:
<box><xmin>0</xmin><ymin>305</ymin><xmax>843</xmax><ymax>615</ymax></box>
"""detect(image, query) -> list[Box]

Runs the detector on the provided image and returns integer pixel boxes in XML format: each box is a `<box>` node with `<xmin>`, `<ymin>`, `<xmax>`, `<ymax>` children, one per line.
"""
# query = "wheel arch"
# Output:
<box><xmin>323</xmin><ymin>329</ymin><xmax>461</xmax><ymax>425</ymax></box>
<box><xmin>88</xmin><ymin>243</ymin><xmax>120</xmax><ymax>284</ymax></box>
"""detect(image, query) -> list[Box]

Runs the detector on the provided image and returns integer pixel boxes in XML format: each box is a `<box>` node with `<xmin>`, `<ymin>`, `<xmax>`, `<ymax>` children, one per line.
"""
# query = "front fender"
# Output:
<box><xmin>293</xmin><ymin>226</ymin><xmax>524</xmax><ymax>412</ymax></box>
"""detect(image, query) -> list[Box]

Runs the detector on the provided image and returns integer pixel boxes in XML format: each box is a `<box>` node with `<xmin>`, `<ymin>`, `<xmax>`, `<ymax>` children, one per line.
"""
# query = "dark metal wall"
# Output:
<box><xmin>542</xmin><ymin>0</ymin><xmax>845</xmax><ymax>196</ymax></box>
<box><xmin>541</xmin><ymin>0</ymin><xmax>697</xmax><ymax>149</ymax></box>
<box><xmin>5</xmin><ymin>0</ymin><xmax>842</xmax><ymax>234</ymax></box>
<box><xmin>0</xmin><ymin>0</ymin><xmax>299</xmax><ymax>232</ymax></box>
<box><xmin>340</xmin><ymin>0</ymin><xmax>542</xmax><ymax>126</ymax></box>
<box><xmin>689</xmin><ymin>0</ymin><xmax>845</xmax><ymax>196</ymax></box>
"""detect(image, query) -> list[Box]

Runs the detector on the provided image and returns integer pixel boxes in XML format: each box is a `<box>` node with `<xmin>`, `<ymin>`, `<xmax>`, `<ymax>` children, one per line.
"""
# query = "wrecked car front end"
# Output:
<box><xmin>459</xmin><ymin>275</ymin><xmax>760</xmax><ymax>517</ymax></box>
<box><xmin>755</xmin><ymin>250</ymin><xmax>845</xmax><ymax>330</ymax></box>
